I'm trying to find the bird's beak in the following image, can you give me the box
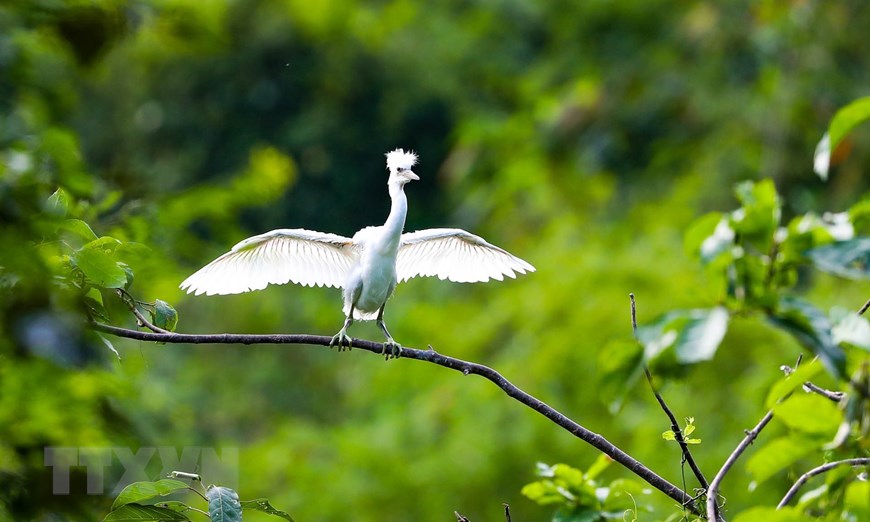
[405,171,420,181]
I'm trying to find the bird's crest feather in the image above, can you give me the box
[386,148,418,171]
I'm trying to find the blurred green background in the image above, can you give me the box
[2,0,869,520]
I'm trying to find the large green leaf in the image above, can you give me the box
[732,506,805,522]
[241,499,297,521]
[206,486,242,522]
[151,300,179,332]
[102,503,190,522]
[767,297,847,380]
[113,479,190,509]
[764,358,823,409]
[746,434,819,487]
[638,307,729,364]
[815,96,870,180]
[59,218,99,243]
[73,245,128,289]
[807,238,870,280]
[773,394,842,435]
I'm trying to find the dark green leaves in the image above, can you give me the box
[807,238,870,280]
[767,297,846,380]
[207,486,242,522]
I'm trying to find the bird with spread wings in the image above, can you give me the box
[180,149,534,358]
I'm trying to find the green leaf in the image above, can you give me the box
[685,438,701,444]
[746,435,819,487]
[662,430,676,441]
[151,300,179,332]
[844,480,870,519]
[815,97,870,180]
[153,502,191,513]
[59,218,99,243]
[240,499,297,521]
[638,307,729,365]
[764,358,824,409]
[730,179,781,248]
[767,297,847,380]
[601,478,652,514]
[72,246,129,289]
[830,306,870,350]
[112,480,190,509]
[683,424,695,436]
[807,238,870,280]
[732,506,806,522]
[774,393,842,435]
[583,454,612,482]
[46,188,71,217]
[521,480,566,506]
[552,507,602,522]
[103,503,190,521]
[684,212,732,263]
[206,486,242,522]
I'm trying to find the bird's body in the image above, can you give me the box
[180,149,534,357]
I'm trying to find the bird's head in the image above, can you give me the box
[386,148,419,184]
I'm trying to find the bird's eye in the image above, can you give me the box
[398,167,406,172]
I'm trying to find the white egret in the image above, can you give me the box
[180,149,534,358]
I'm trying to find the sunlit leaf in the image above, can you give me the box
[206,486,242,522]
[732,506,805,522]
[764,358,824,409]
[807,238,870,280]
[638,307,729,364]
[72,245,128,289]
[746,435,819,487]
[814,96,870,180]
[774,394,842,435]
[59,218,98,243]
[46,188,72,217]
[684,212,731,263]
[662,430,675,441]
[112,480,190,509]
[730,179,781,249]
[767,297,847,379]
[584,455,611,482]
[241,499,297,521]
[830,306,870,351]
[102,503,190,521]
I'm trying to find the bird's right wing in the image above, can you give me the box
[180,229,357,295]
[396,228,535,283]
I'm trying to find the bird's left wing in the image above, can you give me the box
[180,228,357,295]
[396,228,535,283]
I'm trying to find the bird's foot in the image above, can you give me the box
[383,339,403,360]
[329,330,353,352]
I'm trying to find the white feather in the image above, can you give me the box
[179,229,356,295]
[396,228,535,283]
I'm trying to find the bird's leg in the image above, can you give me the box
[330,310,354,351]
[376,305,402,360]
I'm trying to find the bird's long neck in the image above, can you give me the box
[381,180,408,251]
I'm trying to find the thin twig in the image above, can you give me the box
[503,503,511,522]
[777,458,870,509]
[116,289,170,334]
[630,294,709,493]
[91,321,699,514]
[802,381,845,403]
[706,411,774,520]
[858,298,870,316]
[454,511,470,522]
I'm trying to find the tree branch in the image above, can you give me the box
[777,458,870,509]
[802,381,845,403]
[706,411,775,520]
[91,321,698,514]
[858,297,870,316]
[630,294,710,493]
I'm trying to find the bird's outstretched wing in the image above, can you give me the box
[396,228,535,283]
[180,229,357,295]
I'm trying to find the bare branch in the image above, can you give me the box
[630,294,709,492]
[91,321,698,514]
[858,297,870,316]
[777,458,870,509]
[454,511,470,522]
[802,381,845,403]
[503,503,511,522]
[706,411,774,520]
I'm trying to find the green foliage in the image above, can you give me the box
[102,476,294,522]
[662,417,701,445]
[814,96,870,180]
[521,457,652,521]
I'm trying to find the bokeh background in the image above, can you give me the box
[2,0,869,520]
